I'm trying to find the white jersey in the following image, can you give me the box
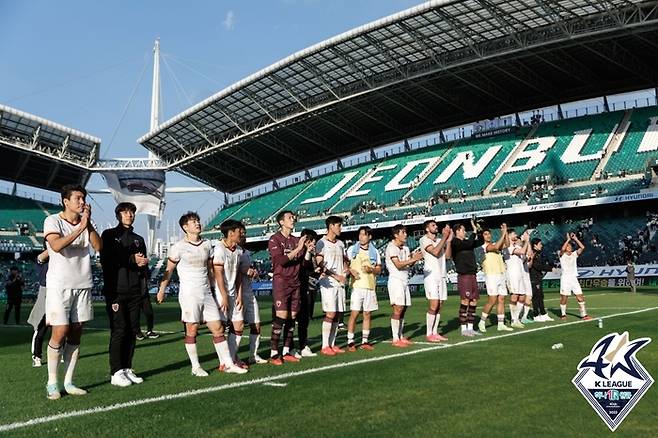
[316,237,346,287]
[385,242,411,283]
[560,252,579,278]
[169,239,213,297]
[43,214,93,289]
[240,249,253,297]
[213,242,243,296]
[419,235,446,278]
[503,243,526,276]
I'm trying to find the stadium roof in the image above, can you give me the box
[0,104,100,190]
[139,0,658,193]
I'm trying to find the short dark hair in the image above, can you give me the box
[531,237,542,248]
[452,223,465,234]
[357,226,372,237]
[325,215,343,228]
[300,228,318,242]
[178,212,200,230]
[391,224,406,237]
[60,184,86,206]
[423,219,437,231]
[276,210,294,226]
[115,202,137,220]
[220,219,243,237]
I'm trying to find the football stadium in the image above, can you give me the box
[2,0,658,436]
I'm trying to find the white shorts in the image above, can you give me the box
[523,274,532,298]
[388,278,411,306]
[560,277,583,295]
[485,273,508,296]
[45,287,93,326]
[217,294,244,322]
[350,288,378,312]
[242,293,260,324]
[506,272,530,296]
[179,291,221,323]
[424,275,448,301]
[321,284,346,313]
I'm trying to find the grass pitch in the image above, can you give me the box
[1,288,657,437]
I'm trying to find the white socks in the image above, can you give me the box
[362,330,370,344]
[560,304,567,316]
[578,301,587,317]
[47,344,62,385]
[426,313,441,336]
[347,331,355,344]
[391,319,400,341]
[522,305,531,320]
[322,320,332,348]
[213,338,234,367]
[62,344,80,386]
[185,342,201,369]
[249,334,260,359]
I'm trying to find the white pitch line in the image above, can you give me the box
[262,382,288,387]
[1,306,656,433]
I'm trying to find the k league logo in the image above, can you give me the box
[572,332,653,431]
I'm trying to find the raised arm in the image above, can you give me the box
[559,232,571,256]
[572,233,585,255]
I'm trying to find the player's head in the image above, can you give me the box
[115,202,137,227]
[423,220,438,235]
[237,223,247,246]
[357,226,372,245]
[9,266,19,275]
[178,212,201,235]
[508,229,518,243]
[300,228,318,244]
[391,224,407,243]
[565,242,573,254]
[481,227,492,243]
[276,210,296,230]
[325,215,343,236]
[220,219,244,244]
[531,237,542,251]
[452,223,466,240]
[60,184,87,214]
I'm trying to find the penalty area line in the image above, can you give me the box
[1,306,656,433]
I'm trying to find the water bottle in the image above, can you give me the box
[551,343,564,350]
[598,318,603,329]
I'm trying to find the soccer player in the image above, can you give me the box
[157,212,246,376]
[346,226,382,351]
[213,219,249,369]
[528,238,554,321]
[28,248,49,367]
[558,233,591,321]
[419,220,452,342]
[267,210,308,365]
[298,228,320,357]
[238,224,267,365]
[503,229,531,329]
[451,219,484,336]
[4,265,24,325]
[43,184,102,400]
[477,224,514,332]
[385,224,422,347]
[519,231,536,324]
[100,202,149,387]
[316,216,348,356]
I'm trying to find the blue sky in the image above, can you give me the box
[0,0,420,239]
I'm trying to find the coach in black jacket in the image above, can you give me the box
[100,202,149,387]
[528,238,554,321]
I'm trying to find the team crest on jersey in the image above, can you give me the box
[276,300,282,308]
[112,303,120,312]
[572,332,653,431]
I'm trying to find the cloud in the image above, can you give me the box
[222,10,235,31]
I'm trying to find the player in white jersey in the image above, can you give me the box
[503,229,531,329]
[315,216,348,356]
[386,224,423,348]
[559,232,591,321]
[238,224,267,365]
[419,220,452,342]
[157,212,246,376]
[213,219,249,369]
[346,226,382,352]
[477,224,514,333]
[43,184,102,400]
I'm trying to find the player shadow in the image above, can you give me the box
[79,333,182,360]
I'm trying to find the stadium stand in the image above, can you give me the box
[204,105,658,237]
